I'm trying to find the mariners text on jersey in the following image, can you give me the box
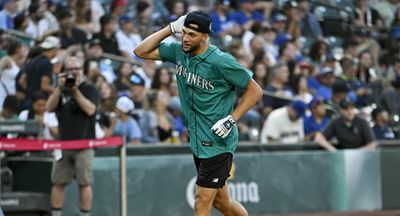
[175,64,215,91]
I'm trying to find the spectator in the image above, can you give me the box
[260,23,278,59]
[314,99,377,151]
[55,10,87,49]
[133,0,163,39]
[315,67,335,100]
[0,0,19,30]
[379,76,400,118]
[341,37,359,67]
[374,0,397,28]
[75,0,101,35]
[210,0,241,38]
[252,61,269,89]
[0,95,19,120]
[278,40,298,70]
[298,0,322,40]
[93,14,121,56]
[357,50,378,84]
[292,74,312,103]
[326,81,351,118]
[283,0,301,38]
[116,14,142,58]
[272,13,290,47]
[18,91,58,139]
[13,12,29,33]
[110,0,128,20]
[354,0,384,30]
[168,95,186,143]
[234,0,264,31]
[113,96,142,144]
[0,40,25,103]
[85,38,116,83]
[260,100,307,144]
[113,62,134,93]
[141,90,174,143]
[262,63,293,116]
[98,79,117,113]
[25,2,49,39]
[83,58,100,84]
[46,57,100,216]
[307,39,329,69]
[371,107,396,140]
[165,0,188,23]
[20,36,60,103]
[151,66,173,93]
[128,74,147,121]
[303,97,329,140]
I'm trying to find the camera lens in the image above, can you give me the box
[65,73,76,88]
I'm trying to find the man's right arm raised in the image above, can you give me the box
[134,15,186,60]
[133,27,172,60]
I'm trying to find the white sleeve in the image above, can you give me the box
[260,112,280,144]
[18,110,29,121]
[44,112,58,128]
[95,122,105,139]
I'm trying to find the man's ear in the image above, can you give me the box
[202,34,209,43]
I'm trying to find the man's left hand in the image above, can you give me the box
[211,115,236,138]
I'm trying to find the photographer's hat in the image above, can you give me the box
[184,11,212,33]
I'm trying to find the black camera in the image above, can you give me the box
[65,72,76,88]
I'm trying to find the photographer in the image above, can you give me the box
[46,57,100,216]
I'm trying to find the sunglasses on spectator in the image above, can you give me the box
[66,67,82,71]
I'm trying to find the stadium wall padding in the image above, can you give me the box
[9,148,399,215]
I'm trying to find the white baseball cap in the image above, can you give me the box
[40,36,61,50]
[116,96,135,114]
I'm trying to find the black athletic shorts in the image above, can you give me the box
[193,152,233,188]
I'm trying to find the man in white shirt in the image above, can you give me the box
[116,14,142,58]
[25,3,50,39]
[260,100,307,144]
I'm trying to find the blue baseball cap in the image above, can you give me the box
[308,97,324,109]
[119,14,133,24]
[291,100,308,118]
[272,13,287,22]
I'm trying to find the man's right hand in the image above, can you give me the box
[169,15,187,34]
[57,73,67,89]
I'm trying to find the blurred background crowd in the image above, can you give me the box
[0,0,400,145]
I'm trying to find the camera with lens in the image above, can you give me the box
[65,72,76,88]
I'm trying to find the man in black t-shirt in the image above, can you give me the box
[22,36,60,100]
[46,57,100,216]
[92,14,122,56]
[314,99,376,151]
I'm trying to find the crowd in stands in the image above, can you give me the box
[0,0,399,147]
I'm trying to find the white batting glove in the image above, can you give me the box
[169,15,186,34]
[211,115,236,138]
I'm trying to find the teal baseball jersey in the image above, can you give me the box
[159,42,252,158]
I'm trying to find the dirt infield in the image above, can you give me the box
[255,210,400,216]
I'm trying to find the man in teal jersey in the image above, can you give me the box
[134,11,262,216]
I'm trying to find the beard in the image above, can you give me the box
[182,43,201,54]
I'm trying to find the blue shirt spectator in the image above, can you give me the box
[113,96,142,144]
[0,0,18,30]
[210,0,238,38]
[304,97,329,137]
[114,118,142,143]
[234,0,264,30]
[304,115,329,136]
